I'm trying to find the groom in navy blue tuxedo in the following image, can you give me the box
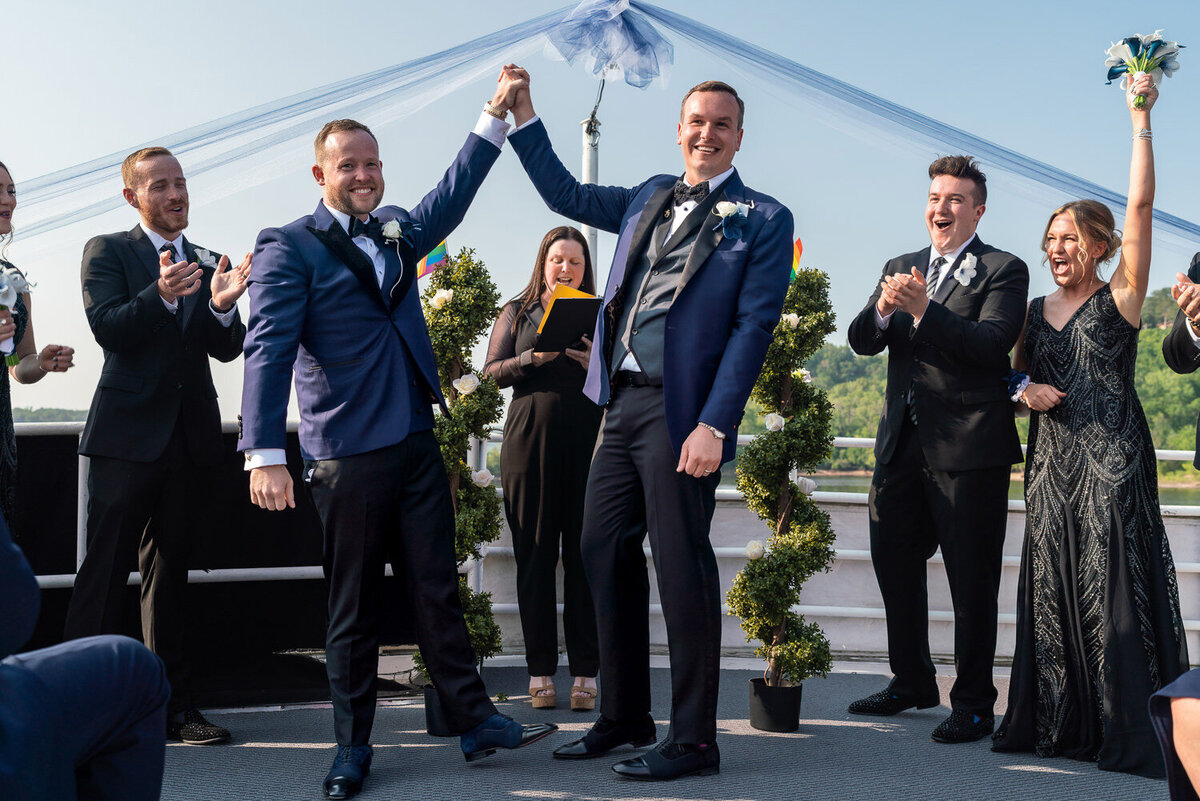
[238,70,554,800]
[504,73,793,780]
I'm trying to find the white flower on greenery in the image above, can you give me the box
[797,476,818,496]
[744,540,765,560]
[764,413,785,432]
[471,468,494,488]
[781,313,800,329]
[381,220,403,241]
[954,253,978,287]
[452,373,479,395]
[432,288,454,309]
[796,368,813,384]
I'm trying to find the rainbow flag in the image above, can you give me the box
[791,237,803,280]
[417,240,449,279]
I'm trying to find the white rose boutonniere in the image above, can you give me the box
[432,288,454,309]
[954,253,978,287]
[451,373,479,395]
[471,468,494,488]
[712,200,752,239]
[780,312,800,329]
[381,220,403,242]
[744,540,766,560]
[797,476,818,496]
[194,248,218,269]
[764,413,785,432]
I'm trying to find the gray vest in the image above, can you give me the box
[610,212,703,381]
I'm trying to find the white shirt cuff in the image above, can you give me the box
[875,308,893,330]
[511,114,540,134]
[160,295,179,313]
[473,112,511,149]
[244,448,287,471]
[209,300,237,327]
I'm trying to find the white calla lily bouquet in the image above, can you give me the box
[1105,30,1184,108]
[0,266,32,365]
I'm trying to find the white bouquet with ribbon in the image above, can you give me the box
[1105,30,1184,109]
[0,266,32,366]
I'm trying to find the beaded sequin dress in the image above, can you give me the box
[993,284,1189,777]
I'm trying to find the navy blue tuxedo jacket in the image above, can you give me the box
[238,133,501,460]
[509,120,793,463]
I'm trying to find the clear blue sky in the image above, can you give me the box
[5,0,1200,417]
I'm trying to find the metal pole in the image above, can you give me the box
[580,78,605,261]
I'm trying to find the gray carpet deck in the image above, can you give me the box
[162,666,1166,800]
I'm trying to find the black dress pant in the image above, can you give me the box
[581,384,721,745]
[306,430,496,746]
[65,420,198,713]
[868,415,1010,715]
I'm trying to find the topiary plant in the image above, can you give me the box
[726,268,837,687]
[414,246,504,674]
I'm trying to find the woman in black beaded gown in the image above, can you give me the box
[0,161,76,539]
[992,75,1188,776]
[483,226,601,711]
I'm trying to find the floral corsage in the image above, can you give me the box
[1006,369,1030,403]
[712,200,752,239]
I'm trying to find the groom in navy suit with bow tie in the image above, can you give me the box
[504,73,793,780]
[239,69,554,800]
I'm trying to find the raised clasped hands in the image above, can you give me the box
[1022,383,1066,412]
[1171,273,1200,323]
[492,64,530,117]
[250,464,295,511]
[211,252,252,312]
[878,268,930,320]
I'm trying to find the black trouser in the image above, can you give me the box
[65,421,197,713]
[868,415,1010,716]
[306,430,496,746]
[581,384,721,745]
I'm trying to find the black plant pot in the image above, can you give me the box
[424,685,456,737]
[748,677,802,732]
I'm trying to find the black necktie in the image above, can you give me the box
[926,256,947,298]
[673,179,709,206]
[348,216,382,240]
[159,243,180,262]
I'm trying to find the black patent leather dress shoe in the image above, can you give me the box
[612,740,719,780]
[460,713,557,762]
[847,687,940,716]
[931,710,994,743]
[167,708,232,745]
[552,714,657,759]
[323,744,372,799]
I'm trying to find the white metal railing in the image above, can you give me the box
[23,423,1200,592]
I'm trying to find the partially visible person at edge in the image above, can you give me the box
[0,160,75,539]
[483,226,600,714]
[993,72,1188,778]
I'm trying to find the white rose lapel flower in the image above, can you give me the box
[193,248,218,269]
[712,200,752,239]
[451,373,479,395]
[953,253,978,287]
[432,288,454,309]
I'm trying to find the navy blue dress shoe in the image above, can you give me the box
[931,710,994,743]
[552,714,657,759]
[612,740,719,780]
[460,713,557,762]
[323,744,372,799]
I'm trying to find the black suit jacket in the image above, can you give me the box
[1162,252,1200,467]
[79,225,245,465]
[847,236,1028,472]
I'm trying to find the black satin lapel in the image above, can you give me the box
[178,239,203,331]
[674,187,729,297]
[308,224,388,311]
[625,184,675,276]
[659,184,725,264]
[128,226,163,286]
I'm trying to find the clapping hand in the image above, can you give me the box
[881,268,931,319]
[1022,383,1066,412]
[211,253,252,312]
[157,249,203,303]
[1171,273,1200,323]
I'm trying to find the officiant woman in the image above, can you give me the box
[484,226,600,711]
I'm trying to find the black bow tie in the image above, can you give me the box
[347,216,382,240]
[673,179,709,206]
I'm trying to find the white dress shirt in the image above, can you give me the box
[876,233,977,330]
[245,111,512,471]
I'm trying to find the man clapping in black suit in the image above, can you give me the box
[64,146,250,745]
[847,156,1028,744]
[1163,254,1200,460]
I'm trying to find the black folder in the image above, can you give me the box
[533,295,603,352]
